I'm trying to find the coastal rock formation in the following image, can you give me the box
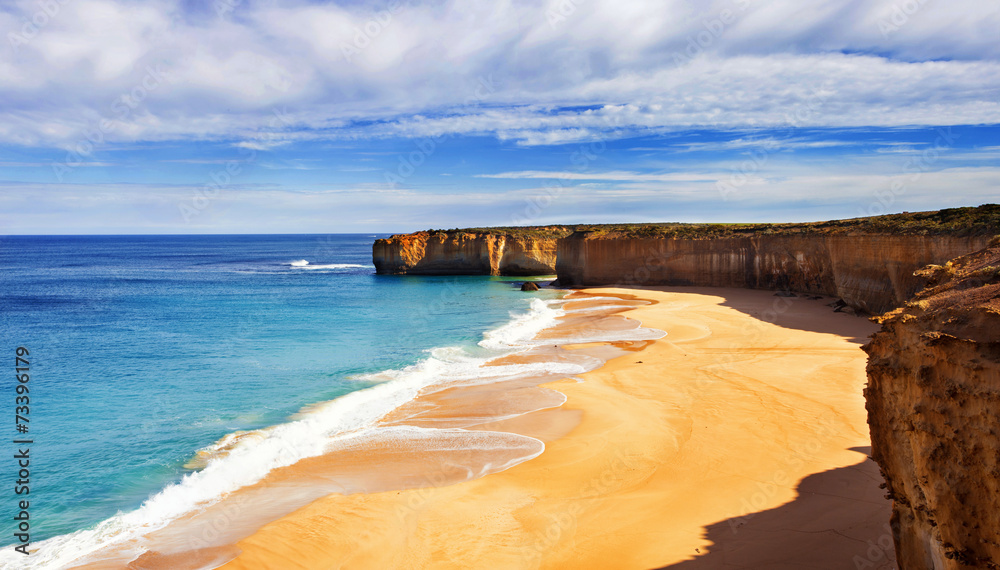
[556,233,989,315]
[373,230,565,276]
[373,207,999,314]
[864,239,1000,569]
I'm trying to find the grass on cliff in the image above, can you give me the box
[410,204,1000,240]
[402,225,577,240]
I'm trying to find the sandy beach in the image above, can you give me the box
[217,286,894,570]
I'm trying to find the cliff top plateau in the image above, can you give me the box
[889,236,1000,324]
[387,204,999,241]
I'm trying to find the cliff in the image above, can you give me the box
[372,227,570,276]
[556,233,990,315]
[864,239,1000,569]
[373,206,1000,567]
[373,206,999,314]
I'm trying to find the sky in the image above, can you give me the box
[0,0,998,234]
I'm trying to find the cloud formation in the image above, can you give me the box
[2,0,998,148]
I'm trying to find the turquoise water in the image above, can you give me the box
[0,235,561,549]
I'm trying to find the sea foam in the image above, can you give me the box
[2,292,665,569]
[286,259,369,270]
[0,296,579,569]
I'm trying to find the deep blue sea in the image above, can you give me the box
[0,234,561,553]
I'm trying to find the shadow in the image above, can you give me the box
[630,285,878,344]
[655,448,896,570]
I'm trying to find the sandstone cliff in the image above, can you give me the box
[372,229,567,276]
[556,233,989,315]
[864,239,1000,569]
[373,206,998,314]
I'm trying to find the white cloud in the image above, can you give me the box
[3,158,998,233]
[0,161,114,167]
[477,170,718,182]
[233,140,292,151]
[0,0,997,149]
[649,137,858,153]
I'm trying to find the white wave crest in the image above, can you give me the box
[0,295,578,569]
[285,260,369,270]
[478,298,564,351]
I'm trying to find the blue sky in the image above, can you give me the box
[1,0,998,234]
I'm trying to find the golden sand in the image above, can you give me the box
[219,287,894,569]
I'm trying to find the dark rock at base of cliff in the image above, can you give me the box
[521,282,540,291]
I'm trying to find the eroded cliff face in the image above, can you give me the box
[373,231,559,276]
[864,240,1000,569]
[374,219,992,314]
[556,233,990,315]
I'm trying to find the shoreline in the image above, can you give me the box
[61,288,659,569]
[220,286,895,569]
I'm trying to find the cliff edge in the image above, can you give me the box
[556,232,989,315]
[864,238,1000,569]
[375,206,998,314]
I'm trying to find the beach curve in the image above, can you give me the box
[218,286,894,569]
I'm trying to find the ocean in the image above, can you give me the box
[0,234,593,567]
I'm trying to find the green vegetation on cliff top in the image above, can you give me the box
[402,204,1000,240]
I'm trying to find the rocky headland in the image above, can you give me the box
[372,226,571,276]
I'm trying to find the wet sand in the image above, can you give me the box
[69,291,660,569]
[219,287,894,569]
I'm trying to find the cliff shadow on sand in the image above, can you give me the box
[712,289,877,346]
[656,448,896,570]
[618,285,877,345]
